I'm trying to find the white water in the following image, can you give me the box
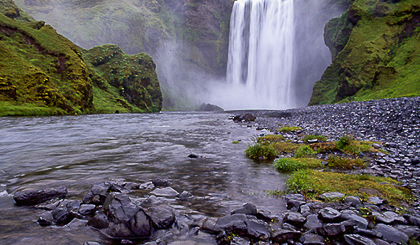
[226,0,295,109]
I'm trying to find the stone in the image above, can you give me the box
[79,204,96,215]
[300,233,325,245]
[304,214,322,231]
[88,212,109,229]
[395,225,420,240]
[129,209,152,237]
[37,216,52,226]
[13,187,68,206]
[214,214,247,234]
[404,214,420,227]
[283,212,306,227]
[178,191,193,201]
[245,219,270,241]
[341,211,368,229]
[52,207,74,225]
[374,223,408,244]
[231,203,257,216]
[318,207,342,222]
[201,217,219,234]
[151,179,172,187]
[368,196,387,205]
[271,229,301,243]
[319,192,344,200]
[373,211,407,225]
[140,182,154,190]
[147,205,175,229]
[150,187,179,197]
[83,183,110,205]
[354,227,383,238]
[344,196,362,207]
[124,182,140,190]
[318,223,346,237]
[344,234,376,245]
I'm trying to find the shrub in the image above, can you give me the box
[336,134,353,150]
[274,158,322,171]
[245,143,277,161]
[327,155,367,169]
[295,145,316,158]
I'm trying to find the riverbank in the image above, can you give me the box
[230,96,420,201]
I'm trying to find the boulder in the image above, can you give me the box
[344,234,376,245]
[319,192,344,200]
[283,211,306,227]
[231,203,257,216]
[83,183,110,205]
[13,187,68,206]
[151,179,172,187]
[271,229,301,243]
[214,214,247,234]
[245,219,270,241]
[318,207,342,222]
[300,233,325,245]
[304,214,322,231]
[150,187,179,197]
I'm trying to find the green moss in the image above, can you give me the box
[295,145,316,158]
[303,135,327,143]
[274,158,323,171]
[257,134,285,144]
[287,169,413,206]
[279,126,302,133]
[327,155,367,169]
[245,143,277,161]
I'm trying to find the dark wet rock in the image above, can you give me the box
[140,181,154,190]
[79,204,96,216]
[151,179,172,187]
[37,216,52,226]
[354,227,383,238]
[374,223,409,244]
[304,214,322,231]
[52,207,74,225]
[285,193,306,211]
[395,225,420,240]
[150,187,179,197]
[318,207,342,222]
[35,198,62,210]
[341,210,368,229]
[318,222,346,237]
[83,183,110,205]
[233,113,256,122]
[214,214,247,234]
[283,211,306,227]
[271,229,301,243]
[374,211,407,225]
[201,217,219,234]
[245,219,270,241]
[188,153,199,158]
[123,182,140,190]
[344,234,376,245]
[256,208,277,222]
[13,187,68,206]
[300,233,325,245]
[344,196,362,207]
[178,190,193,201]
[230,236,251,245]
[319,192,344,200]
[147,205,175,229]
[66,200,81,213]
[231,203,257,216]
[404,214,420,227]
[88,212,110,229]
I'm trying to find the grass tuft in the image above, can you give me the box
[279,126,302,132]
[274,158,323,171]
[245,143,277,161]
[303,135,327,143]
[295,145,316,158]
[327,155,367,169]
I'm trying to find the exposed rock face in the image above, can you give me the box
[310,0,420,105]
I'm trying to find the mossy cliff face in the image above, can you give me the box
[83,45,162,113]
[310,0,420,105]
[0,0,162,116]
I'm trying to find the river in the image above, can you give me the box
[0,112,287,244]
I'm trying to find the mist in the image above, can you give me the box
[13,0,345,111]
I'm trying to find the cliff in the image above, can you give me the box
[0,0,162,116]
[310,0,420,105]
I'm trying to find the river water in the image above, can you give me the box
[0,112,288,244]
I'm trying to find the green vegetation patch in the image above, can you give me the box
[327,155,367,169]
[336,135,385,155]
[279,126,302,132]
[274,158,323,171]
[295,145,316,158]
[286,169,413,206]
[257,134,285,144]
[245,143,277,161]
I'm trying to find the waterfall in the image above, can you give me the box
[226,0,295,109]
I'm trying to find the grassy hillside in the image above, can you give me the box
[0,0,162,116]
[309,0,420,105]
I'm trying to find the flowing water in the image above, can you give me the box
[0,112,287,244]
[226,0,295,109]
